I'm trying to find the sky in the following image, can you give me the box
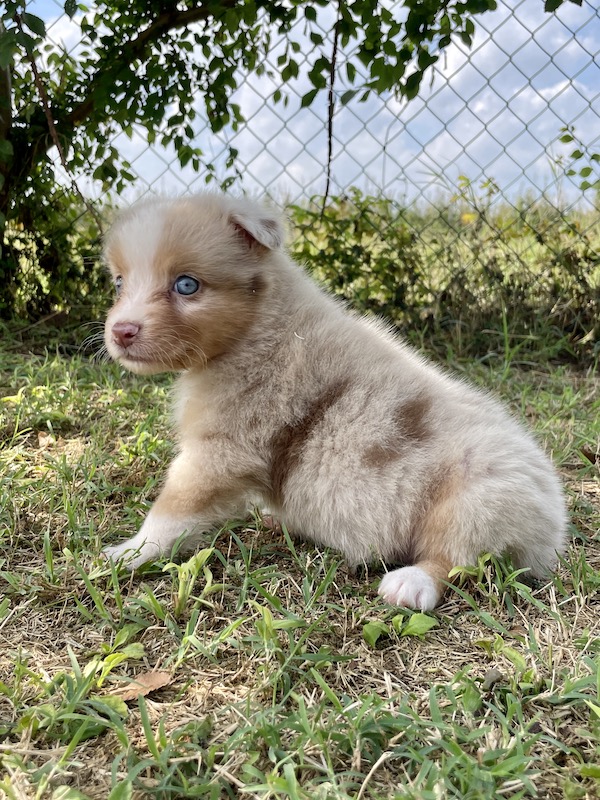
[26,0,600,209]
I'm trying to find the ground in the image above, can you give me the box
[0,330,598,799]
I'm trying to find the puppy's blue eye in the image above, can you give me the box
[174,276,200,296]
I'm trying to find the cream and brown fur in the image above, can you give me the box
[102,192,568,610]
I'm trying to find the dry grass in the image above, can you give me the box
[0,332,598,800]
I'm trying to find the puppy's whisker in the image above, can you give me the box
[79,330,109,359]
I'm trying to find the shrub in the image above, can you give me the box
[288,188,599,364]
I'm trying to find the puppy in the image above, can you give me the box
[102,192,568,610]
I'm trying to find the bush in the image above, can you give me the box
[0,185,108,322]
[288,188,600,364]
[3,185,598,365]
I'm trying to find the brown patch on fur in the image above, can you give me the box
[394,394,432,442]
[406,469,462,603]
[153,484,221,517]
[153,464,263,519]
[270,379,350,504]
[162,286,263,367]
[362,394,432,468]
[198,286,264,361]
[149,206,250,292]
[415,556,453,583]
[363,443,402,469]
[152,243,205,287]
[412,466,464,566]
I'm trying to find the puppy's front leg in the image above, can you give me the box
[102,451,243,570]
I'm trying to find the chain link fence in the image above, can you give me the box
[18,1,600,357]
[85,1,597,203]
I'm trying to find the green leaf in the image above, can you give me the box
[544,0,564,10]
[0,597,9,618]
[120,643,145,660]
[112,624,145,651]
[477,610,508,633]
[282,763,302,800]
[21,13,46,38]
[309,668,343,711]
[580,764,600,778]
[89,694,129,718]
[301,89,318,108]
[340,89,360,105]
[399,613,438,637]
[138,695,160,760]
[308,62,327,90]
[501,645,527,673]
[64,0,77,18]
[51,789,93,800]
[585,700,600,718]
[0,30,18,69]
[107,782,133,800]
[281,59,299,82]
[404,71,422,100]
[461,682,482,714]
[362,620,389,647]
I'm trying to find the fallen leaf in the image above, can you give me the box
[108,670,172,701]
[38,431,54,448]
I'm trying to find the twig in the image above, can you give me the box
[0,743,67,759]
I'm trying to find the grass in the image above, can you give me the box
[0,328,599,800]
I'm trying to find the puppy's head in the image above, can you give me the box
[103,193,284,374]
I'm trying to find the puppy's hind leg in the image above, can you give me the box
[378,557,452,611]
[379,468,464,610]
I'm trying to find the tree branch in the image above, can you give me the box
[67,0,238,127]
[322,0,341,213]
[0,20,13,219]
[0,19,11,149]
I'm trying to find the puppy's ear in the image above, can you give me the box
[229,201,284,251]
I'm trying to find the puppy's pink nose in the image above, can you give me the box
[112,322,141,348]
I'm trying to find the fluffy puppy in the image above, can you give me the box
[102,192,568,610]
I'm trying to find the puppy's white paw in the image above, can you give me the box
[102,538,160,570]
[378,566,440,611]
[102,513,203,570]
